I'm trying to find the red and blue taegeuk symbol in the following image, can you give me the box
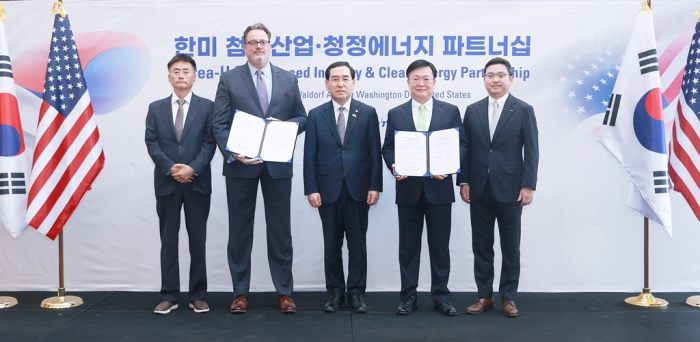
[633,88,667,154]
[0,93,25,157]
[13,31,151,115]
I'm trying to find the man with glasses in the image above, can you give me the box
[458,57,539,318]
[381,59,466,316]
[304,61,382,314]
[212,22,307,314]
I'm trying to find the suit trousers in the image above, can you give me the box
[225,163,294,297]
[470,178,522,300]
[318,181,369,294]
[397,188,452,305]
[156,182,209,303]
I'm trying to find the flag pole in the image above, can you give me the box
[624,217,667,307]
[40,231,83,309]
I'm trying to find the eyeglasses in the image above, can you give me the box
[246,40,270,47]
[409,77,434,84]
[485,73,510,80]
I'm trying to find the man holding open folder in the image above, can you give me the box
[381,59,466,317]
[211,22,307,314]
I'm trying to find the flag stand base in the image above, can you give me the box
[625,288,668,308]
[0,296,18,309]
[685,295,700,308]
[40,288,82,309]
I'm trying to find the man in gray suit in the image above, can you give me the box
[458,57,539,318]
[212,23,307,314]
[145,54,216,314]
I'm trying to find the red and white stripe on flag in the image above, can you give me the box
[669,20,700,221]
[25,13,104,240]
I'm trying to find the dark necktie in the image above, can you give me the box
[256,69,269,115]
[337,107,346,145]
[174,99,185,141]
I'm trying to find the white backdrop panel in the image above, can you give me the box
[1,0,699,292]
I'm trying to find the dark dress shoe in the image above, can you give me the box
[347,293,367,314]
[323,292,344,313]
[502,300,519,318]
[465,298,493,315]
[230,295,247,314]
[279,295,297,313]
[434,302,457,316]
[396,295,417,315]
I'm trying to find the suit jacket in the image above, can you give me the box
[382,98,466,206]
[211,63,307,179]
[303,99,382,203]
[145,93,216,196]
[456,94,539,203]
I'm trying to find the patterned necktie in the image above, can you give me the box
[174,99,185,141]
[416,104,427,131]
[337,106,346,145]
[256,69,269,116]
[490,101,500,139]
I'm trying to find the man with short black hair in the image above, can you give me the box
[146,54,215,314]
[459,57,539,318]
[382,59,466,317]
[304,61,382,314]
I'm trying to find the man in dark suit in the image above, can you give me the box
[458,57,539,318]
[211,23,307,314]
[382,59,466,317]
[145,54,216,314]
[303,61,382,314]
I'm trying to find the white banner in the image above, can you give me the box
[1,0,699,293]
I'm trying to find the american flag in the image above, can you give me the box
[669,21,700,222]
[25,13,104,240]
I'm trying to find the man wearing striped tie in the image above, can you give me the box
[304,61,383,314]
[381,59,466,317]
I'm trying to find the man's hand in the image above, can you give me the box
[266,117,281,122]
[307,193,322,208]
[432,174,447,181]
[518,187,534,206]
[460,184,470,204]
[391,164,408,181]
[233,153,263,165]
[367,191,379,206]
[171,164,195,183]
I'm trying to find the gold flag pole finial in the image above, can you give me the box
[640,0,651,14]
[0,6,6,22]
[695,9,700,22]
[52,1,67,18]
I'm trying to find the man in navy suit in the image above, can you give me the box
[458,57,539,318]
[145,54,216,314]
[211,23,307,314]
[382,59,466,317]
[304,61,382,314]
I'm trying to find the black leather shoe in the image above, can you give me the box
[396,295,417,315]
[323,292,344,313]
[434,302,457,316]
[347,293,367,314]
